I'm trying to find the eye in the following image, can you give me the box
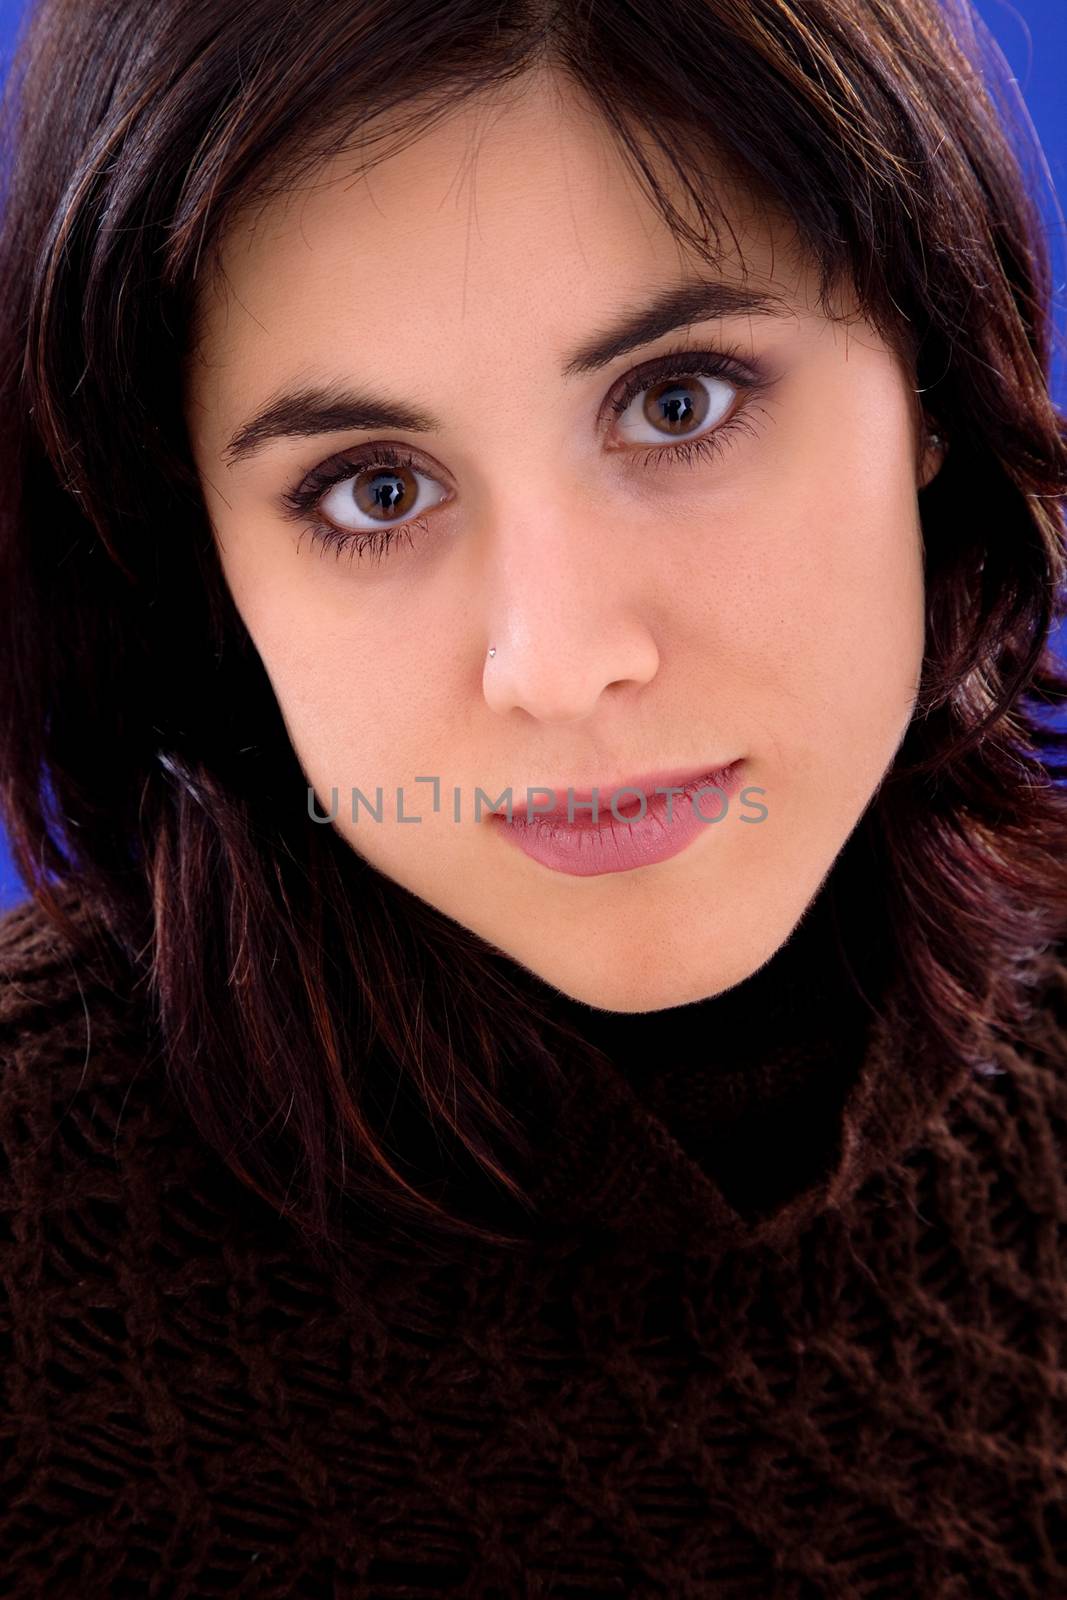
[604,344,775,469]
[280,442,446,563]
[610,364,737,447]
[319,449,443,533]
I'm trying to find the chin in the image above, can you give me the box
[524,943,760,1015]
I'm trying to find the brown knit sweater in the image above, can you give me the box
[2,886,1066,1598]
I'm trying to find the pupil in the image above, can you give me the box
[660,387,694,426]
[372,472,407,513]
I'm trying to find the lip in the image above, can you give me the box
[488,763,740,821]
[487,759,745,878]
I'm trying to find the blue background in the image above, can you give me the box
[0,0,1065,909]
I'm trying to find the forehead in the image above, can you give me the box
[184,72,834,429]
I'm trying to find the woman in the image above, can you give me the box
[1,0,1066,1592]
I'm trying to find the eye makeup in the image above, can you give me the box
[278,341,778,565]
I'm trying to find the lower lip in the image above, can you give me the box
[487,761,745,878]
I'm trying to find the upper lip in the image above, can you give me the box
[488,761,739,818]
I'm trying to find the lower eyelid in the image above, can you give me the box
[629,401,766,471]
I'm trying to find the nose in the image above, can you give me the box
[480,509,661,723]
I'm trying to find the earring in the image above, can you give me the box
[488,646,497,658]
[923,414,947,452]
[920,429,947,491]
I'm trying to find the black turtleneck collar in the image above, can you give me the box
[514,877,910,1233]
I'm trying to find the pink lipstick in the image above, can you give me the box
[486,760,745,877]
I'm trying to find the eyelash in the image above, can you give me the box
[280,343,774,565]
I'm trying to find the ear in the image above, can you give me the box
[917,426,948,490]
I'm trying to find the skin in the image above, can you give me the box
[184,68,944,1014]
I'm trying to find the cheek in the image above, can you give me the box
[766,372,922,661]
[225,569,460,797]
[207,527,386,778]
[671,401,925,773]
[260,628,426,788]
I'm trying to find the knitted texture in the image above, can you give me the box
[1,887,1066,1598]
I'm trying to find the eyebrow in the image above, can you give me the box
[222,277,792,466]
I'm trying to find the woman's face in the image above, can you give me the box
[185,70,940,1013]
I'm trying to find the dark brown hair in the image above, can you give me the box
[2,0,1066,1265]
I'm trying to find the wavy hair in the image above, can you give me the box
[1,0,1066,1264]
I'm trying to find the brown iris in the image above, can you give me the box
[352,463,419,522]
[641,376,713,435]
